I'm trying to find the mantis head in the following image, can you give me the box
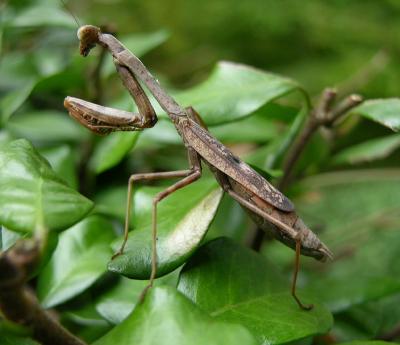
[77,25,101,56]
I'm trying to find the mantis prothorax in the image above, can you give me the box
[64,25,333,310]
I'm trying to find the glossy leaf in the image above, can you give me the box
[332,293,400,340]
[89,132,139,174]
[292,170,400,312]
[354,99,400,132]
[204,194,248,242]
[94,186,128,224]
[7,111,87,143]
[95,278,148,325]
[63,296,109,326]
[59,291,113,342]
[93,286,258,345]
[108,179,223,278]
[40,145,78,189]
[0,139,93,233]
[0,80,35,124]
[0,321,38,345]
[95,270,179,324]
[178,238,333,344]
[209,111,280,143]
[37,216,115,308]
[331,134,400,165]
[135,118,183,147]
[245,106,307,170]
[0,52,37,90]
[166,61,307,125]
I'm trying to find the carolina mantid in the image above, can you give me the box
[64,25,333,310]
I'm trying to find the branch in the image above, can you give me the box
[0,239,87,345]
[278,89,363,190]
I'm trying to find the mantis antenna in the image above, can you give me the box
[59,0,81,28]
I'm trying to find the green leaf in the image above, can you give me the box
[204,194,248,242]
[94,186,128,223]
[59,292,112,342]
[173,61,307,125]
[11,5,77,28]
[122,30,170,57]
[37,216,115,308]
[135,118,182,147]
[0,52,37,90]
[7,111,88,143]
[0,80,36,124]
[178,238,333,344]
[95,271,179,324]
[292,170,400,312]
[95,277,148,325]
[93,286,258,345]
[0,322,39,345]
[89,132,139,174]
[331,134,400,165]
[332,293,400,340]
[108,179,223,278]
[245,106,308,170]
[209,111,280,143]
[0,139,93,234]
[62,294,110,327]
[266,105,309,169]
[354,99,400,132]
[40,145,78,189]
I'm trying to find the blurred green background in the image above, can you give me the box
[72,0,400,97]
[1,1,400,344]
[5,0,400,94]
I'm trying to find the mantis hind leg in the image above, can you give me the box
[292,236,313,310]
[219,176,313,311]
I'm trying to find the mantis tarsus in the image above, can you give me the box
[65,25,333,310]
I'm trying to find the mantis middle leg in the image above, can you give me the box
[113,148,202,297]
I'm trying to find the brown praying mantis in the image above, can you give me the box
[64,25,333,310]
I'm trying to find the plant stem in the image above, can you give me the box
[279,89,362,189]
[0,240,87,345]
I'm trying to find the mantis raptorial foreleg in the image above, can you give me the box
[64,62,157,135]
[114,63,157,128]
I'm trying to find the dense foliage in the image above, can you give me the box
[0,1,400,344]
